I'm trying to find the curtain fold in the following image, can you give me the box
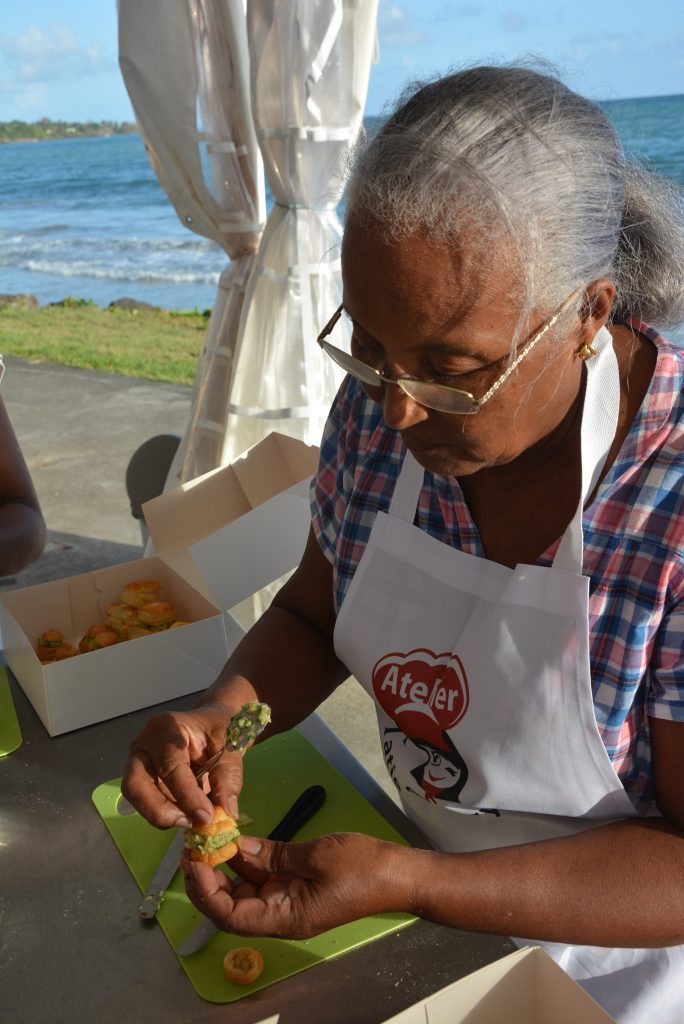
[221,0,378,463]
[118,0,379,624]
[118,0,265,481]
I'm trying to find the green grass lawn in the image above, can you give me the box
[0,302,208,386]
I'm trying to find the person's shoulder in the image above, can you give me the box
[626,320,684,382]
[625,320,684,433]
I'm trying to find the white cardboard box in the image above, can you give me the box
[0,556,231,736]
[0,431,318,736]
[381,946,616,1023]
[142,431,319,610]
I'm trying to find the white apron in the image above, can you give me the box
[333,326,684,1024]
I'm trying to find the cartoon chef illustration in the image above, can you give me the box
[373,648,472,804]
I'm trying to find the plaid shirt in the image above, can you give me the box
[311,323,684,813]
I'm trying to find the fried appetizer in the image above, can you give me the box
[169,620,190,629]
[79,624,119,653]
[223,947,264,985]
[136,601,176,631]
[226,701,272,752]
[52,642,79,661]
[120,580,162,609]
[105,602,138,637]
[184,805,240,866]
[36,629,65,663]
[127,624,153,639]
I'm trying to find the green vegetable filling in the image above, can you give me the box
[184,826,240,854]
[225,701,271,750]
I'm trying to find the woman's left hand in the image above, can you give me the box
[181,832,412,939]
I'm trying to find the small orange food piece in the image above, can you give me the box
[53,643,79,661]
[79,624,119,653]
[38,629,64,647]
[36,629,65,661]
[137,601,176,630]
[120,580,162,609]
[223,947,264,985]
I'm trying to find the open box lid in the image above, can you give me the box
[382,947,616,1024]
[142,431,319,610]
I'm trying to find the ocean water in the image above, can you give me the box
[1,95,683,337]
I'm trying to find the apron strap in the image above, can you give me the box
[388,449,425,522]
[553,325,620,572]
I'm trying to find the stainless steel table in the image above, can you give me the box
[0,670,514,1024]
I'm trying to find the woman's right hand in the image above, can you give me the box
[121,703,243,828]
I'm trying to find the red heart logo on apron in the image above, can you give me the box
[372,648,469,748]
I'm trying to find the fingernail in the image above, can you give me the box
[228,795,239,817]
[194,808,213,825]
[175,815,192,829]
[237,835,262,855]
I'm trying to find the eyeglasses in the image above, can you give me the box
[317,286,584,415]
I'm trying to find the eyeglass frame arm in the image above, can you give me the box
[317,285,585,412]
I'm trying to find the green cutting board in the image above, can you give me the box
[0,667,22,756]
[92,729,415,1003]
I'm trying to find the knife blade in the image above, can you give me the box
[176,783,326,956]
[139,829,186,919]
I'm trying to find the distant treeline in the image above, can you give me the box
[0,118,138,143]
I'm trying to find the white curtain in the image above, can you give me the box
[119,0,378,475]
[118,0,266,482]
[221,0,378,463]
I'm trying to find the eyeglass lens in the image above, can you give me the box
[321,341,477,414]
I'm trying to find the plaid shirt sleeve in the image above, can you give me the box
[647,581,684,722]
[310,376,359,566]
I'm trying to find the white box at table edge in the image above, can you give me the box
[380,946,616,1024]
[141,431,319,609]
[0,555,232,736]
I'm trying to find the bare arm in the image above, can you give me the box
[187,716,684,947]
[0,397,46,575]
[122,527,348,826]
[196,526,349,730]
[394,717,684,947]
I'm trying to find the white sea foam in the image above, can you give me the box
[21,259,222,285]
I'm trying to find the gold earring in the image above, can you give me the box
[578,341,597,361]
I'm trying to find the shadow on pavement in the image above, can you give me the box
[0,530,143,592]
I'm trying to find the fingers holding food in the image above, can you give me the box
[184,804,241,866]
[122,709,232,827]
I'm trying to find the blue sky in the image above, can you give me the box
[0,1,682,122]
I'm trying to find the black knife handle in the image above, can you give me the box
[266,785,326,842]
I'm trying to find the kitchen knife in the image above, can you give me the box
[176,783,326,956]
[139,829,186,919]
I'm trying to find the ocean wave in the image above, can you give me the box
[0,224,71,238]
[0,232,221,254]
[21,258,222,286]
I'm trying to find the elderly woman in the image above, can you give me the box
[123,66,684,1021]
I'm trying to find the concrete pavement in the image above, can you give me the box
[0,356,391,796]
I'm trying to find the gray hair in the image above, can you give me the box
[344,64,684,330]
